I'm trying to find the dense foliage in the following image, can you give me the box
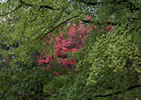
[0,0,141,99]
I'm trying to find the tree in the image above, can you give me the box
[0,0,141,99]
[0,0,83,66]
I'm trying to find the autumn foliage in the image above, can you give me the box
[36,14,115,76]
[37,21,96,76]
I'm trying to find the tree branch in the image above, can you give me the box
[79,0,139,13]
[0,4,22,17]
[31,15,79,42]
[79,0,102,6]
[112,0,140,13]
[19,0,55,10]
[94,84,141,98]
[42,15,79,37]
[0,0,55,17]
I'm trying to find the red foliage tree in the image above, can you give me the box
[37,16,114,76]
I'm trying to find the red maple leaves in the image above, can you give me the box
[37,16,114,76]
[105,25,114,32]
[37,21,94,76]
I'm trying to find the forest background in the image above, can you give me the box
[0,0,141,99]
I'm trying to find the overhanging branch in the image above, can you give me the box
[94,84,141,98]
[79,0,139,13]
[0,0,55,17]
[79,0,102,6]
[42,15,79,37]
[31,15,79,42]
[0,4,22,17]
[19,0,55,10]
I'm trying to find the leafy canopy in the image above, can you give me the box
[0,0,141,100]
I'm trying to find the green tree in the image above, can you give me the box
[0,0,83,66]
[0,0,141,99]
